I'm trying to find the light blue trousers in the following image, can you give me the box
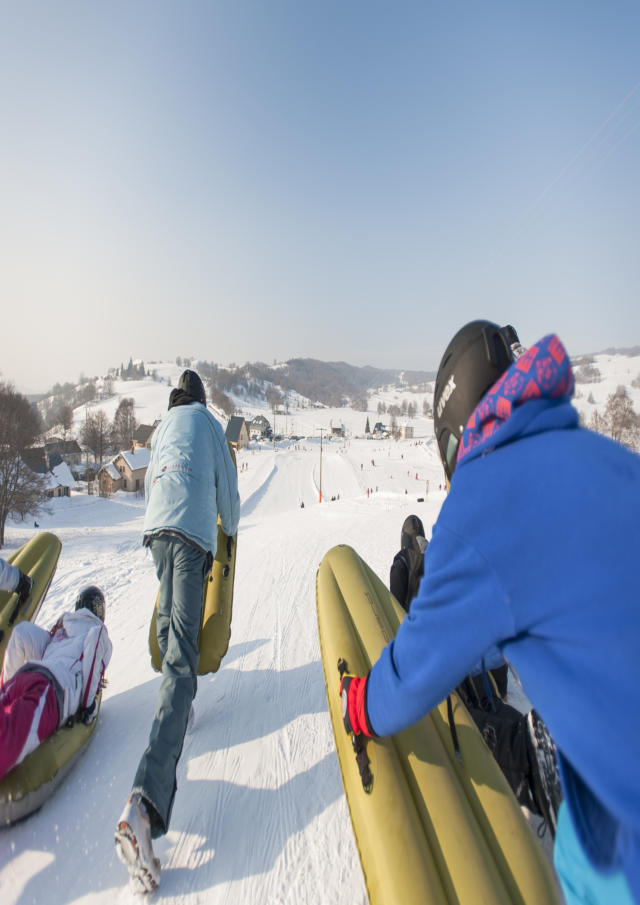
[133,535,207,837]
[554,802,635,905]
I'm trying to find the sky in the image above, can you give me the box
[1,1,639,394]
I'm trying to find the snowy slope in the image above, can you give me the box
[4,350,637,904]
[0,438,448,905]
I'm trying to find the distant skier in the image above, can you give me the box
[0,585,111,780]
[115,369,240,894]
[340,321,640,905]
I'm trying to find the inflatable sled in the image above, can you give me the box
[0,695,102,825]
[0,531,104,826]
[316,544,561,905]
[0,532,62,669]
[148,445,238,675]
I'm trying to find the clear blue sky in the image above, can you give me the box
[2,1,639,392]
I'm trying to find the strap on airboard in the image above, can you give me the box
[337,658,373,793]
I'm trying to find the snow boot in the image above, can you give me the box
[526,709,562,838]
[115,792,161,893]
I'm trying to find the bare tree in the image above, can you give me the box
[602,388,639,450]
[112,398,137,451]
[0,383,48,547]
[81,409,111,466]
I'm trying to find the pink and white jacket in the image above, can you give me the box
[1,609,112,723]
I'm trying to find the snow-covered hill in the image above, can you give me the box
[45,348,640,464]
[2,348,638,904]
[1,438,448,905]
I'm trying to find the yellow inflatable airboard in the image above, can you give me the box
[0,695,102,825]
[148,446,238,676]
[0,532,62,667]
[0,530,99,825]
[316,544,561,905]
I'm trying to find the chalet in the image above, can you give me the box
[113,447,151,493]
[225,416,250,450]
[98,447,151,495]
[330,421,345,438]
[98,461,123,496]
[399,425,414,440]
[372,422,388,438]
[45,438,83,467]
[22,447,75,498]
[44,462,76,497]
[249,414,271,439]
[133,422,158,449]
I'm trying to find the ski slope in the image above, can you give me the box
[1,437,457,905]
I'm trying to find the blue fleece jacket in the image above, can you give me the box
[367,335,640,899]
[143,402,240,555]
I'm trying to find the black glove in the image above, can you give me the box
[15,571,33,604]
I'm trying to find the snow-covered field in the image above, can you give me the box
[5,346,639,904]
[1,435,451,905]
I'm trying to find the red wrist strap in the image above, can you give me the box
[347,676,372,738]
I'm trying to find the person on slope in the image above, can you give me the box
[115,369,240,894]
[0,556,33,604]
[391,513,561,834]
[340,321,640,905]
[0,585,111,780]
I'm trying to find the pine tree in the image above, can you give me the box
[365,417,370,434]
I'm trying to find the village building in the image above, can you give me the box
[399,425,414,440]
[133,422,158,449]
[249,414,271,439]
[98,461,123,496]
[45,438,83,468]
[22,447,76,498]
[98,447,151,495]
[225,416,250,450]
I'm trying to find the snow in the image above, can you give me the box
[118,448,152,471]
[2,353,637,903]
[0,433,450,905]
[50,463,75,491]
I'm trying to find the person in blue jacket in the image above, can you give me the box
[340,321,640,905]
[115,369,240,894]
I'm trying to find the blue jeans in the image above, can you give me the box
[554,802,635,905]
[133,535,207,837]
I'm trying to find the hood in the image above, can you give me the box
[456,334,576,469]
[169,369,206,410]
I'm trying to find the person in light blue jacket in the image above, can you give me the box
[115,369,239,894]
[340,322,640,905]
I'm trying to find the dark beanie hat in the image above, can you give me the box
[178,369,206,405]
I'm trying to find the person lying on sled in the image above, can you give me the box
[0,585,112,781]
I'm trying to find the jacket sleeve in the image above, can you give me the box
[80,624,113,709]
[0,557,20,593]
[1,622,50,683]
[213,422,240,537]
[366,524,516,738]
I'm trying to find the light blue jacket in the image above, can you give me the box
[143,402,240,555]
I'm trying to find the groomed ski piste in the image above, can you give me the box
[1,434,454,905]
[5,347,639,905]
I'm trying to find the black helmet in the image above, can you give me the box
[75,585,106,622]
[434,320,522,480]
[178,369,206,405]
